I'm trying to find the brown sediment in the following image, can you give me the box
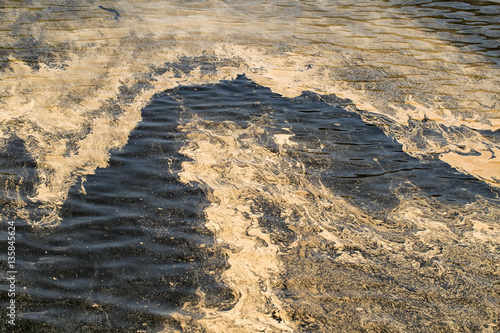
[440,148,500,187]
[178,119,295,332]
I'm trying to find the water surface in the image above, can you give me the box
[1,1,499,332]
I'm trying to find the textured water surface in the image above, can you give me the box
[1,1,500,332]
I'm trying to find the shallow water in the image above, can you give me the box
[1,1,499,332]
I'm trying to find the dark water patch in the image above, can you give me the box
[0,135,39,223]
[0,135,42,224]
[169,74,499,212]
[0,136,38,204]
[0,90,235,332]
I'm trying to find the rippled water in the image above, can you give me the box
[1,1,499,332]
